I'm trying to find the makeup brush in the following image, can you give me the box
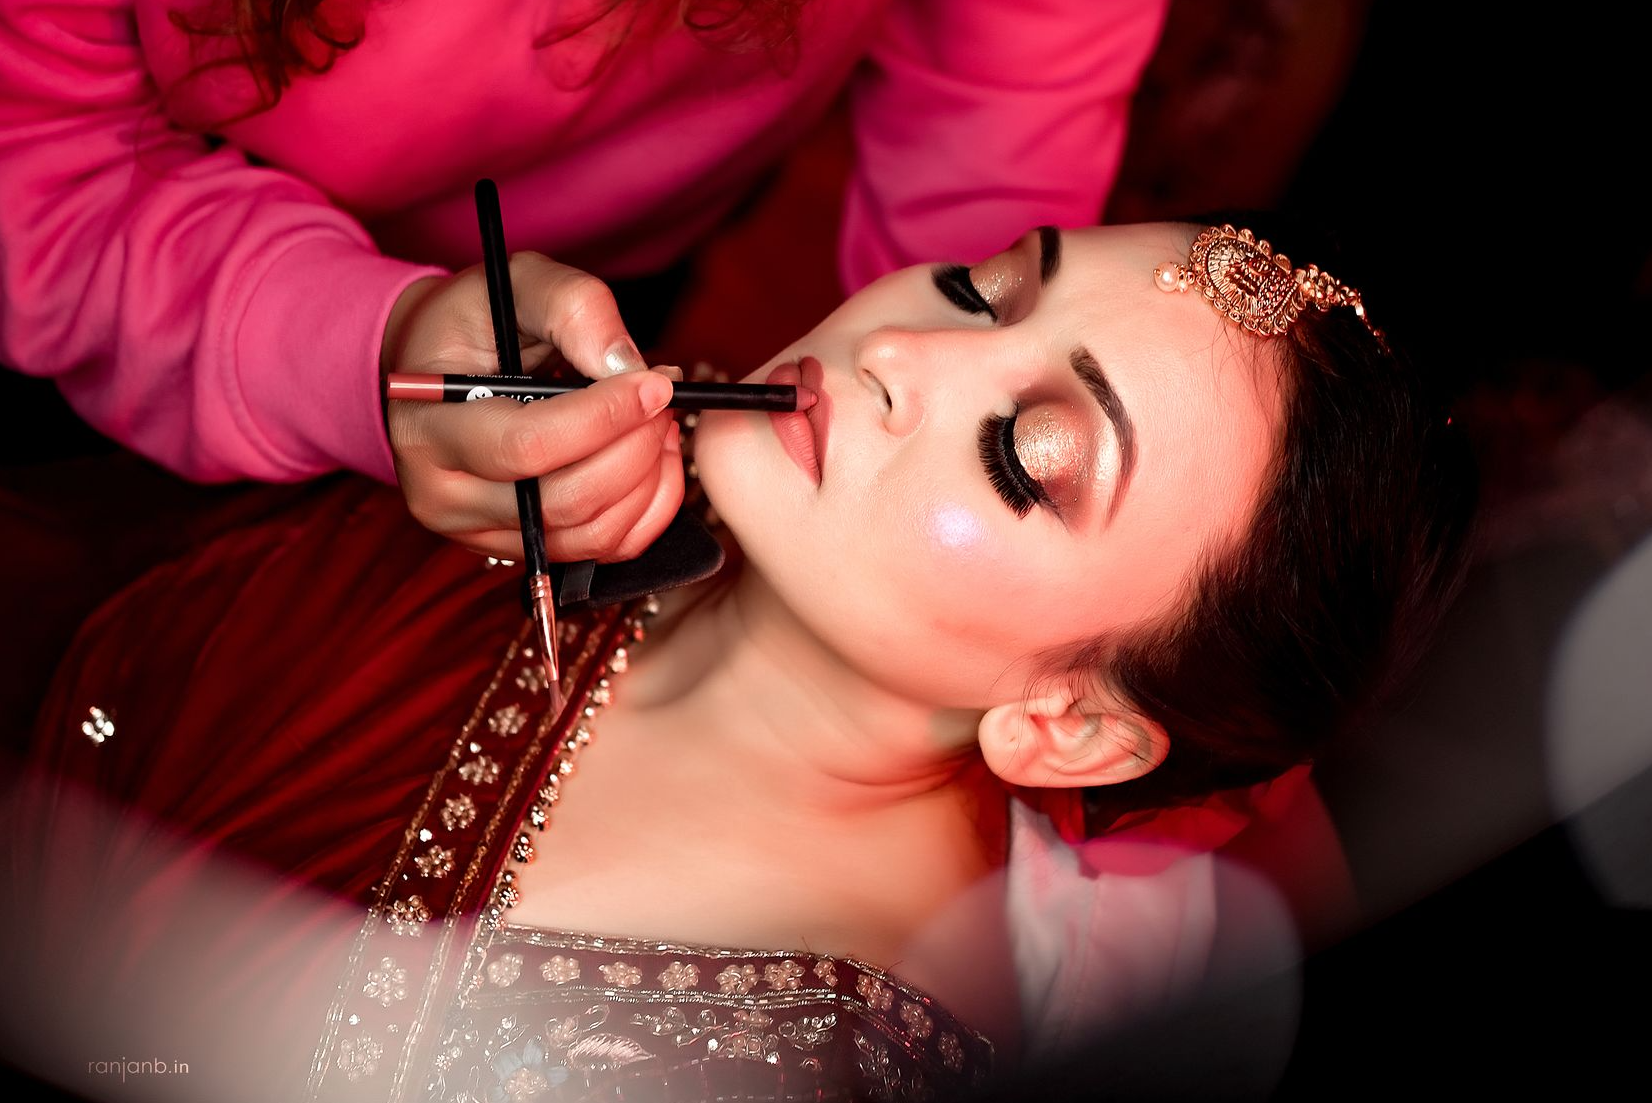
[474,178,565,706]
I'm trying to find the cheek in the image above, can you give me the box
[875,487,1031,635]
[920,498,990,554]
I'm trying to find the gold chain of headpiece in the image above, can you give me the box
[1154,224,1386,348]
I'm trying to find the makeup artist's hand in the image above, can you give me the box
[382,252,684,562]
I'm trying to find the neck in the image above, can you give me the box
[615,565,1001,826]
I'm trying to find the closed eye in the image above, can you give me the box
[978,409,1048,517]
[932,264,996,321]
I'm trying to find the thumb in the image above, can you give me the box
[507,251,648,380]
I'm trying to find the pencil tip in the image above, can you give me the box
[793,385,819,411]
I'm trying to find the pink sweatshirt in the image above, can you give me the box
[0,0,1166,484]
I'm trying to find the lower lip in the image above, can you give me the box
[766,362,820,485]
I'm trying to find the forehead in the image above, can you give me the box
[1056,223,1287,581]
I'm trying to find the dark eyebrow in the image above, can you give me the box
[1037,225,1061,285]
[1070,347,1136,520]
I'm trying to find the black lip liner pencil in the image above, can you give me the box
[384,372,814,412]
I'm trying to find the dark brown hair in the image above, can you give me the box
[1074,216,1477,833]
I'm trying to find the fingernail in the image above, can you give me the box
[664,421,682,453]
[603,340,647,376]
[655,364,684,382]
[637,373,673,414]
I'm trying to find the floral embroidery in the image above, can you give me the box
[566,1033,655,1072]
[459,756,502,785]
[937,1032,964,1073]
[632,1006,708,1047]
[541,955,580,984]
[487,952,524,987]
[899,1001,933,1039]
[658,961,699,991]
[813,959,839,987]
[489,704,528,737]
[413,845,454,879]
[764,960,804,991]
[856,974,894,1012]
[502,1066,549,1101]
[545,1016,580,1048]
[515,665,550,694]
[387,895,431,936]
[854,1030,900,1100]
[715,964,759,995]
[598,961,642,988]
[336,1034,383,1082]
[440,794,477,831]
[778,1013,837,1052]
[698,1009,777,1064]
[363,957,409,1007]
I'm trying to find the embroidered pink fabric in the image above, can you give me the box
[424,926,992,1101]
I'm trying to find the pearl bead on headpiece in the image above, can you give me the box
[1154,224,1385,348]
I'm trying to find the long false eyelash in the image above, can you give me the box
[933,264,997,321]
[978,410,1046,517]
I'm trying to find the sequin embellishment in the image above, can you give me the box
[387,896,432,936]
[657,961,699,991]
[81,706,115,745]
[337,1034,383,1082]
[488,704,527,737]
[514,665,549,694]
[856,975,895,1012]
[414,845,455,879]
[715,964,759,995]
[764,960,804,991]
[598,961,642,988]
[485,952,523,987]
[458,756,502,785]
[440,794,477,832]
[541,955,580,984]
[363,958,410,1007]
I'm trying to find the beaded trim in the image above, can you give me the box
[304,601,648,1101]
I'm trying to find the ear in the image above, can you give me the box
[977,686,1168,789]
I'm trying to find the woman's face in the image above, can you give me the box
[693,223,1285,712]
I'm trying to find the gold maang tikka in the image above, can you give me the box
[1154,224,1385,347]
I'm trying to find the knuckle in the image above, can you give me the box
[560,273,616,324]
[501,420,550,474]
[610,526,655,563]
[547,475,606,527]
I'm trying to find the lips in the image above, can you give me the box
[765,356,829,486]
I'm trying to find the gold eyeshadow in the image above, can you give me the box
[970,255,1026,313]
[1014,406,1085,508]
[968,233,1040,324]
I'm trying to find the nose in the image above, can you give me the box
[854,327,933,437]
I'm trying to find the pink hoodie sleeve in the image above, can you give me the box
[0,1,442,483]
[840,0,1168,287]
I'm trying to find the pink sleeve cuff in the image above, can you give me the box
[227,238,445,485]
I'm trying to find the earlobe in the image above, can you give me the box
[978,691,1168,789]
